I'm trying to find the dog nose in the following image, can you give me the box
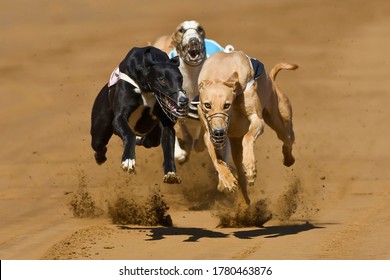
[178,96,189,107]
[189,37,200,46]
[213,129,225,137]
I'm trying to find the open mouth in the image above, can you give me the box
[184,47,204,65]
[156,94,189,122]
[188,48,200,60]
[162,96,188,116]
[175,106,189,117]
[181,37,205,66]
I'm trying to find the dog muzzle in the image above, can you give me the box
[154,90,189,122]
[180,34,206,66]
[203,112,230,149]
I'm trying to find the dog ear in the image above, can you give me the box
[144,49,155,68]
[172,32,180,48]
[172,23,184,48]
[224,72,242,93]
[198,24,206,39]
[170,56,180,67]
[198,80,212,92]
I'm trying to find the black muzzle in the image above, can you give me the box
[154,90,189,122]
[203,112,230,149]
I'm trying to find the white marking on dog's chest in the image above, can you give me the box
[128,93,157,135]
[180,57,202,99]
[141,92,156,108]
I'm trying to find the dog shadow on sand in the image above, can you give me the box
[118,226,229,242]
[117,223,325,242]
[232,223,326,239]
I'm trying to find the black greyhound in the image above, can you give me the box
[91,46,189,183]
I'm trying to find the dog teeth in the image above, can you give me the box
[121,159,136,173]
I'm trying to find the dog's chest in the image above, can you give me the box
[180,63,202,100]
[228,103,250,137]
[128,93,158,136]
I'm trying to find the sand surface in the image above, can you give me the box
[1,0,389,260]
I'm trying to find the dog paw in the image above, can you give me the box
[94,147,107,165]
[94,152,107,165]
[282,145,295,167]
[174,139,188,164]
[245,168,257,186]
[163,172,182,184]
[217,181,225,192]
[243,161,257,186]
[283,153,295,167]
[121,159,136,173]
[283,157,295,167]
[174,149,188,164]
[218,173,238,193]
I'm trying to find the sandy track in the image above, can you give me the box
[0,0,389,260]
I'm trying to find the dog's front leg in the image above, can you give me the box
[203,130,238,193]
[174,134,187,164]
[242,114,265,186]
[112,114,137,173]
[161,124,182,184]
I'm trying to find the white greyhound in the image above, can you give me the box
[154,20,234,163]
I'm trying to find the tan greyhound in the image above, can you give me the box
[197,51,298,204]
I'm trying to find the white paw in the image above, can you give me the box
[174,138,187,163]
[175,148,187,163]
[121,159,136,173]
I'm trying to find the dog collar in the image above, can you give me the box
[243,77,256,92]
[108,66,141,94]
[242,57,257,93]
[241,57,264,93]
[119,72,142,94]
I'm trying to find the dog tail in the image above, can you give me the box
[270,63,298,81]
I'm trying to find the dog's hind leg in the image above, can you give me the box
[263,107,295,166]
[174,136,188,163]
[136,123,162,148]
[174,122,191,163]
[91,85,114,165]
[263,97,295,167]
[266,63,298,167]
[230,137,250,205]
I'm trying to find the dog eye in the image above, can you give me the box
[223,103,231,110]
[178,27,185,33]
[197,26,204,33]
[204,103,211,109]
[159,77,167,85]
